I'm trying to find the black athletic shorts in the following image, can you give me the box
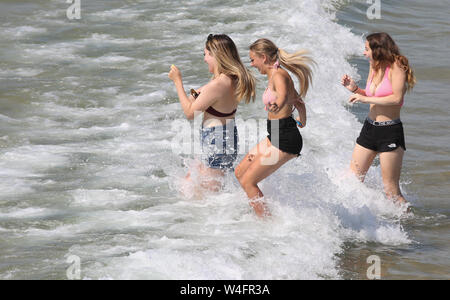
[267,116,303,156]
[356,118,406,152]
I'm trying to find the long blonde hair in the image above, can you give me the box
[206,34,256,104]
[367,32,416,92]
[249,38,314,98]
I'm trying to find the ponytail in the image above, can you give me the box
[278,48,314,98]
[250,38,314,99]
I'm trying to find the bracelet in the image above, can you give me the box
[351,86,359,93]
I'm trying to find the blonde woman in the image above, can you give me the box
[169,34,256,192]
[235,38,314,217]
[341,32,416,204]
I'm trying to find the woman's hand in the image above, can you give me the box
[168,65,182,84]
[293,97,306,127]
[267,102,280,113]
[295,116,305,128]
[341,74,357,92]
[349,93,368,104]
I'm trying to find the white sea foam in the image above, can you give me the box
[69,189,144,208]
[82,34,155,46]
[90,8,142,20]
[87,55,134,64]
[0,207,55,219]
[22,44,82,63]
[0,114,21,125]
[0,145,69,172]
[2,26,47,38]
[0,68,44,77]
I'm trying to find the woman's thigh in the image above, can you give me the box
[240,139,297,186]
[235,138,271,179]
[350,144,378,181]
[379,147,404,185]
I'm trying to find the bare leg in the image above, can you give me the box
[350,144,378,182]
[237,138,297,217]
[379,147,407,204]
[198,163,225,192]
[181,169,203,200]
[235,142,262,181]
[182,162,225,199]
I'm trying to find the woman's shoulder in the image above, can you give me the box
[204,74,233,93]
[391,60,406,72]
[273,69,291,85]
[390,61,407,79]
[214,74,234,88]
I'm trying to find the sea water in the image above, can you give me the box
[0,0,448,279]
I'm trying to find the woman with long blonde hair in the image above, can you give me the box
[235,38,314,217]
[341,32,416,204]
[169,34,256,194]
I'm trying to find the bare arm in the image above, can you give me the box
[169,65,218,120]
[194,84,208,94]
[341,74,367,96]
[189,81,224,117]
[294,98,307,128]
[266,73,289,113]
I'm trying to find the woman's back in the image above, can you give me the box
[203,74,238,127]
[267,68,302,120]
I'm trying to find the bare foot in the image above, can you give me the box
[249,198,271,218]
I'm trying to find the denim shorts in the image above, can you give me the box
[201,120,238,170]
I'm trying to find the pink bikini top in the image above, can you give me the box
[365,66,404,106]
[262,61,280,110]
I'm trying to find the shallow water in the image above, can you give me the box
[0,0,448,279]
[335,0,450,279]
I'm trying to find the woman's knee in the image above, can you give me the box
[235,155,256,179]
[238,172,257,189]
[235,165,246,183]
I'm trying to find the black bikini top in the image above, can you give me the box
[205,106,236,118]
[190,89,236,118]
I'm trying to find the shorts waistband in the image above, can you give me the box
[366,117,401,126]
[202,119,236,131]
[267,116,296,128]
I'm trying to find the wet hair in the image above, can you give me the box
[205,34,256,103]
[367,32,416,91]
[249,38,314,98]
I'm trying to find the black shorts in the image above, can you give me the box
[267,116,303,156]
[356,119,406,152]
